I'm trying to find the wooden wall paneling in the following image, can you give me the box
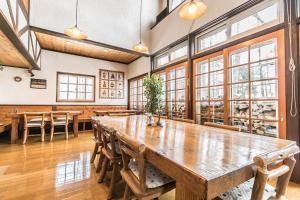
[284,0,300,183]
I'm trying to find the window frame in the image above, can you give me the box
[128,74,147,111]
[56,72,96,103]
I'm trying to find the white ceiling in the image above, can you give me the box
[30,0,160,51]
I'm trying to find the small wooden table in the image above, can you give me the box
[93,110,137,116]
[10,111,82,144]
[95,115,298,200]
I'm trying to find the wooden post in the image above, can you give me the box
[73,114,79,137]
[10,115,19,144]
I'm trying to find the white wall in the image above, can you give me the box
[150,0,248,53]
[30,0,160,51]
[0,50,128,105]
[128,57,151,79]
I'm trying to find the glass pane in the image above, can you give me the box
[167,80,175,91]
[86,77,93,85]
[199,74,208,87]
[231,118,250,132]
[199,29,227,50]
[68,92,76,100]
[250,39,276,62]
[59,84,68,91]
[59,92,68,100]
[78,77,85,84]
[210,71,223,86]
[77,85,85,93]
[252,120,278,137]
[229,65,249,83]
[231,3,278,36]
[176,102,186,116]
[250,59,277,81]
[230,49,248,66]
[59,75,69,83]
[251,80,277,99]
[231,101,249,117]
[197,102,209,115]
[252,101,278,120]
[168,70,176,80]
[197,61,209,74]
[230,83,249,100]
[210,101,224,115]
[170,46,187,61]
[176,78,185,90]
[170,0,184,10]
[176,67,186,78]
[210,56,224,71]
[176,90,185,102]
[78,93,85,100]
[156,54,169,68]
[199,88,209,101]
[210,86,224,100]
[86,93,93,100]
[212,117,224,124]
[69,76,77,84]
[168,91,175,101]
[68,84,77,92]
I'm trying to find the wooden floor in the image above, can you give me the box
[0,132,299,200]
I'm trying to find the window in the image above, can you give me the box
[193,30,285,138]
[57,72,95,102]
[169,0,184,11]
[195,0,282,53]
[155,62,188,118]
[194,53,225,124]
[154,42,188,69]
[129,76,146,111]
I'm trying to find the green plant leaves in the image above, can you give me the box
[143,74,163,114]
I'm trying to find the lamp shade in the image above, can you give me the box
[64,26,87,40]
[179,0,207,20]
[133,42,149,53]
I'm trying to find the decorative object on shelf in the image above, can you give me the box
[30,78,47,89]
[132,0,149,53]
[14,76,22,82]
[143,74,163,126]
[64,0,87,40]
[99,69,124,99]
[179,0,207,20]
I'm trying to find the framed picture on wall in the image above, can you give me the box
[30,78,47,89]
[99,69,124,99]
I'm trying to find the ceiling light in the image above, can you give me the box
[179,0,207,20]
[133,0,149,53]
[64,0,87,40]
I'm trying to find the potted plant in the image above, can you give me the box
[143,74,163,126]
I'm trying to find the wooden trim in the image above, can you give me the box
[18,25,29,36]
[128,74,147,111]
[127,55,143,65]
[56,71,96,103]
[128,73,148,82]
[18,0,29,22]
[151,58,188,74]
[30,26,149,57]
[0,11,39,70]
[151,35,188,57]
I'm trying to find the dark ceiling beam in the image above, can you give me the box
[30,26,149,57]
[0,12,39,70]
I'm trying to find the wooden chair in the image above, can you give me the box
[172,117,195,124]
[204,122,240,131]
[50,111,70,141]
[118,133,176,200]
[90,118,105,173]
[216,145,299,200]
[98,125,122,199]
[23,112,45,144]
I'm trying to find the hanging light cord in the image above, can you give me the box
[139,0,143,43]
[286,0,297,117]
[75,0,79,27]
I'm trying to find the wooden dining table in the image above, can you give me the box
[95,115,298,200]
[93,110,137,116]
[10,111,82,144]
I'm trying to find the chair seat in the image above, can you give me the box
[55,117,72,121]
[217,178,275,200]
[52,121,68,126]
[128,160,174,189]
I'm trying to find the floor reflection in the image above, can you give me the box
[55,152,91,187]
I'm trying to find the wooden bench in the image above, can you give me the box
[0,122,12,134]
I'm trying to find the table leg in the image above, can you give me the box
[73,115,79,137]
[11,116,19,144]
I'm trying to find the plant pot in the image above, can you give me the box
[146,113,155,126]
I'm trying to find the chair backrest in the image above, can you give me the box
[251,145,299,200]
[23,112,45,127]
[172,117,195,124]
[91,118,99,139]
[118,133,147,192]
[101,125,119,157]
[50,111,69,125]
[204,122,240,131]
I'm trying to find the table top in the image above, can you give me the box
[96,115,297,181]
[93,110,137,114]
[13,111,82,115]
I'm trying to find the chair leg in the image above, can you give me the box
[23,127,28,144]
[124,183,131,200]
[41,127,45,142]
[98,157,109,183]
[107,162,119,199]
[65,125,68,140]
[90,143,99,163]
[50,126,54,141]
[96,151,105,173]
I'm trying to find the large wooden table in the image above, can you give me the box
[10,111,82,144]
[96,115,298,200]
